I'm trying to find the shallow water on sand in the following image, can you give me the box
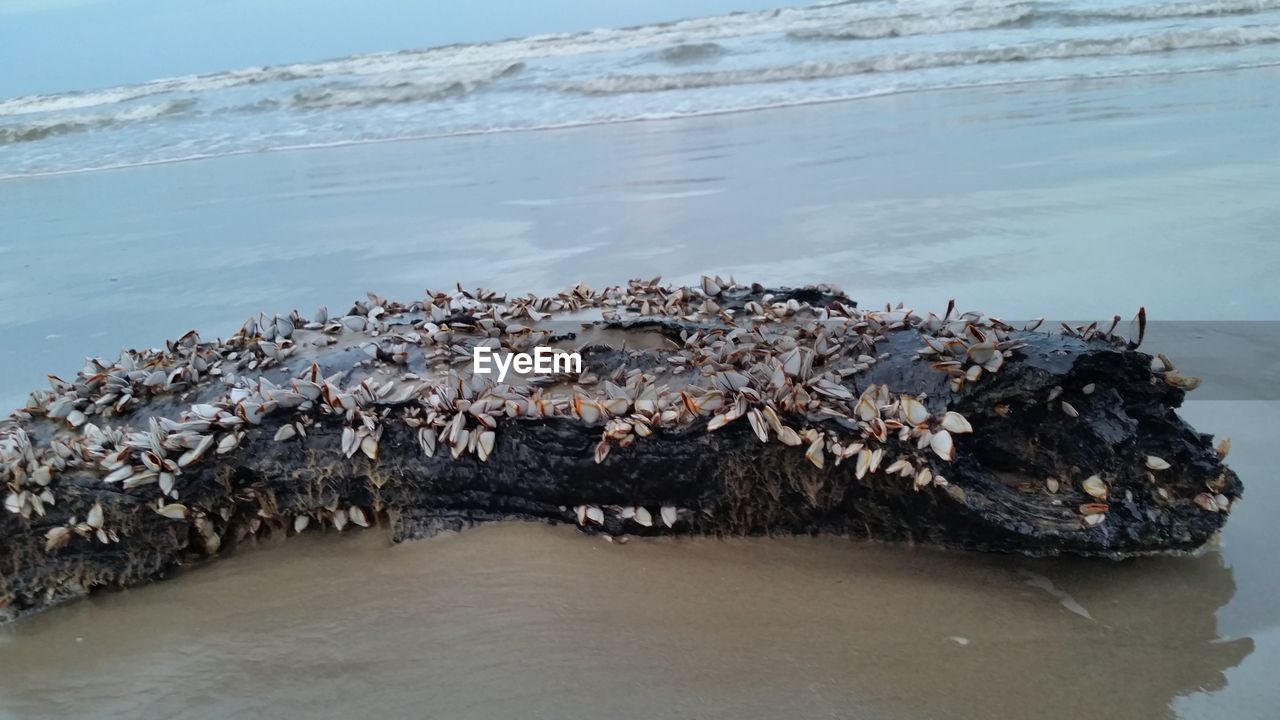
[1,68,1279,719]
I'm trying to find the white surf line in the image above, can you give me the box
[4,60,1280,183]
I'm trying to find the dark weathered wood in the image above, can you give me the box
[0,283,1240,622]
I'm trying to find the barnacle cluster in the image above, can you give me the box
[1,277,1230,564]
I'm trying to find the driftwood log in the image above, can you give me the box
[0,279,1240,621]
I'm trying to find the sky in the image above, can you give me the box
[0,0,790,99]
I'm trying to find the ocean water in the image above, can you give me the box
[3,0,1280,178]
[2,2,1280,719]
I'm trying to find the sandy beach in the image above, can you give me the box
[1,62,1278,718]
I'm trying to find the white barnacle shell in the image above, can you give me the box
[805,435,825,469]
[360,433,380,461]
[899,396,929,426]
[777,426,802,447]
[5,491,25,515]
[855,387,880,422]
[341,427,360,458]
[940,412,972,434]
[747,409,769,443]
[1194,493,1220,512]
[477,431,496,462]
[155,503,190,520]
[103,465,135,484]
[217,432,242,455]
[855,448,872,480]
[929,430,955,461]
[44,526,72,551]
[32,465,53,487]
[660,506,677,528]
[349,506,370,527]
[966,341,997,366]
[1082,474,1107,500]
[634,507,653,527]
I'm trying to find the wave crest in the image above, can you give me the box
[788,5,1034,41]
[645,43,730,64]
[289,62,524,110]
[0,99,195,146]
[1083,0,1280,20]
[788,1,1280,44]
[7,0,1280,119]
[561,25,1280,95]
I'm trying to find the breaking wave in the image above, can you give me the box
[0,5,800,117]
[1077,0,1280,21]
[5,0,1280,177]
[292,82,472,109]
[0,70,306,117]
[0,99,195,146]
[289,62,524,110]
[645,43,730,64]
[562,24,1280,95]
[6,0,1280,119]
[788,5,1035,41]
[788,0,1280,42]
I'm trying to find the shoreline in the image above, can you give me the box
[5,60,1280,184]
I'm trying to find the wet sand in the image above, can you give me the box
[2,67,1279,718]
